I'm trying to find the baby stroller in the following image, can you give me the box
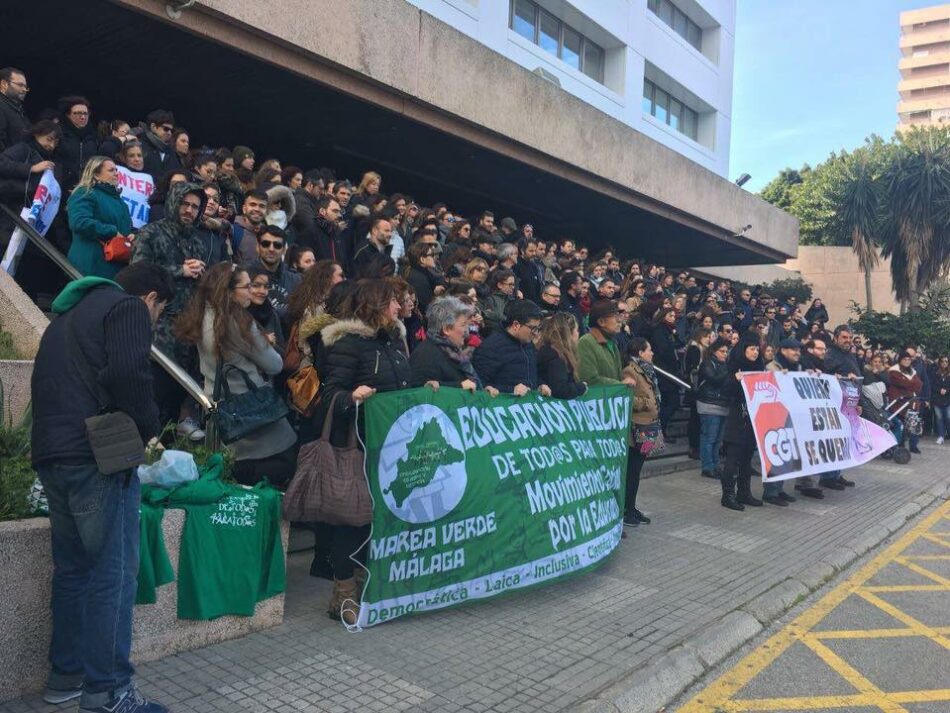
[860,382,911,464]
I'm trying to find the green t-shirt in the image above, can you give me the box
[176,482,286,620]
[136,502,175,605]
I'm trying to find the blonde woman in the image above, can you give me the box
[463,258,490,301]
[67,156,131,279]
[537,312,587,399]
[351,170,382,211]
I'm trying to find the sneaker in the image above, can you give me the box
[44,683,83,705]
[778,492,797,503]
[80,686,168,713]
[633,509,651,525]
[176,417,205,443]
[822,480,846,491]
[762,495,788,507]
[839,477,855,487]
[622,514,640,527]
[937,437,945,445]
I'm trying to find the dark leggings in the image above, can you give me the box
[687,403,700,450]
[233,443,299,490]
[721,441,756,498]
[625,446,646,516]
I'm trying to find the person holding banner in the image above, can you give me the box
[410,296,494,393]
[721,334,765,511]
[66,157,132,279]
[0,119,59,231]
[761,339,803,506]
[696,338,732,479]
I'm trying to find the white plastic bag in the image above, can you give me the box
[137,450,199,488]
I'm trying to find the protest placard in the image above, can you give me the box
[116,165,154,228]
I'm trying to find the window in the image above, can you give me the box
[508,0,607,84]
[643,78,700,142]
[649,0,703,52]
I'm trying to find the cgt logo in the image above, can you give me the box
[764,427,801,468]
[750,380,779,410]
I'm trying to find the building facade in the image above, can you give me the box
[406,0,735,177]
[899,3,950,129]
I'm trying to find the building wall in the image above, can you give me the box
[405,0,735,176]
[898,3,950,129]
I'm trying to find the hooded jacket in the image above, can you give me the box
[31,278,160,467]
[131,182,208,361]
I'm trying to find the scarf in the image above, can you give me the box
[429,334,482,388]
[633,357,661,408]
[247,301,275,330]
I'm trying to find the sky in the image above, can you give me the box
[729,0,940,192]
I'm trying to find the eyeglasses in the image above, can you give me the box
[721,328,734,333]
[180,201,201,212]
[259,240,285,249]
[159,124,174,133]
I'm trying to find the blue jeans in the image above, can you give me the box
[37,463,140,708]
[763,480,787,497]
[933,405,950,438]
[699,414,726,473]
[820,469,841,483]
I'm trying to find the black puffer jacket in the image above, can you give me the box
[696,357,731,408]
[56,122,98,194]
[537,344,586,399]
[405,266,443,315]
[410,339,471,388]
[472,329,538,393]
[309,317,410,446]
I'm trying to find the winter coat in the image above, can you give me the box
[536,344,587,399]
[291,188,321,252]
[480,290,513,336]
[649,322,681,389]
[912,356,932,400]
[559,295,587,335]
[696,358,731,408]
[66,182,132,279]
[410,339,472,388]
[405,265,443,315]
[140,130,179,181]
[723,346,763,447]
[886,365,923,406]
[31,279,160,468]
[514,258,545,305]
[130,181,208,363]
[0,93,28,152]
[0,138,49,208]
[352,238,392,276]
[309,318,411,446]
[622,360,659,426]
[932,370,950,408]
[804,303,829,325]
[244,257,302,328]
[472,329,539,393]
[824,344,861,378]
[577,330,622,386]
[55,122,98,194]
[194,218,234,266]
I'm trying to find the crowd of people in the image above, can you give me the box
[7,65,950,713]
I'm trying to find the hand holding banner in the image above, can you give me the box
[740,371,896,483]
[358,385,631,627]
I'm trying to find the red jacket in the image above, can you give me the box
[886,365,922,410]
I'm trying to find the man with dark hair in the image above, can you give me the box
[139,109,178,180]
[0,66,29,151]
[472,210,498,245]
[31,263,172,712]
[559,270,586,334]
[233,189,268,263]
[247,225,301,325]
[352,216,393,274]
[291,170,325,254]
[54,95,98,194]
[514,237,544,305]
[472,299,550,395]
[333,180,352,218]
[302,194,345,263]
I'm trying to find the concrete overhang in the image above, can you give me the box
[103,0,796,265]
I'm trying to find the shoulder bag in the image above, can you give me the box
[67,313,146,475]
[212,359,289,444]
[282,392,372,526]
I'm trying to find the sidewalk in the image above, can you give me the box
[5,442,950,713]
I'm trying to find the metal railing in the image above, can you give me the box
[1,205,213,413]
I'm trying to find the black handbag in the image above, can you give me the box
[212,360,289,444]
[67,314,146,475]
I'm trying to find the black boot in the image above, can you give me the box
[721,495,745,511]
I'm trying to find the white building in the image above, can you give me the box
[405,0,735,176]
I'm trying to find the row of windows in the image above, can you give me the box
[642,78,699,141]
[509,0,606,84]
[647,0,703,52]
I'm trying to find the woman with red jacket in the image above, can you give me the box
[886,351,923,453]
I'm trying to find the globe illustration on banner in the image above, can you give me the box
[378,404,467,524]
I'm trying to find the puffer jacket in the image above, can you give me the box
[696,358,731,408]
[308,317,411,446]
[472,328,538,393]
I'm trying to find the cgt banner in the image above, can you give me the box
[740,371,895,483]
[358,385,630,627]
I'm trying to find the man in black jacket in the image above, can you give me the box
[291,170,324,252]
[246,225,301,329]
[55,95,99,194]
[139,109,178,181]
[514,237,544,305]
[472,300,551,396]
[31,263,173,713]
[0,67,29,151]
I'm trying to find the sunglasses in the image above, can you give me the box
[260,240,285,249]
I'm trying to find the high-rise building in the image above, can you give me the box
[898,3,950,129]
[408,0,736,177]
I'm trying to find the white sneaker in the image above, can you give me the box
[176,417,206,443]
[937,437,945,445]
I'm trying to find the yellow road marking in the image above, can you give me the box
[892,556,950,585]
[677,498,950,713]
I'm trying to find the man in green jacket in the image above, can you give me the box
[578,300,637,387]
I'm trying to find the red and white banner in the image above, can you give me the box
[2,169,61,275]
[740,371,896,482]
[116,166,154,228]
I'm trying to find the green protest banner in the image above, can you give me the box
[357,385,630,627]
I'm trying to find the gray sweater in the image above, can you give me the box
[198,308,296,461]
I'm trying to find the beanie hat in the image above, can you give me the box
[233,145,255,166]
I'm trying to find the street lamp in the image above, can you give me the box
[735,173,752,188]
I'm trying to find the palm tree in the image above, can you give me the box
[828,147,881,311]
[879,127,950,308]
